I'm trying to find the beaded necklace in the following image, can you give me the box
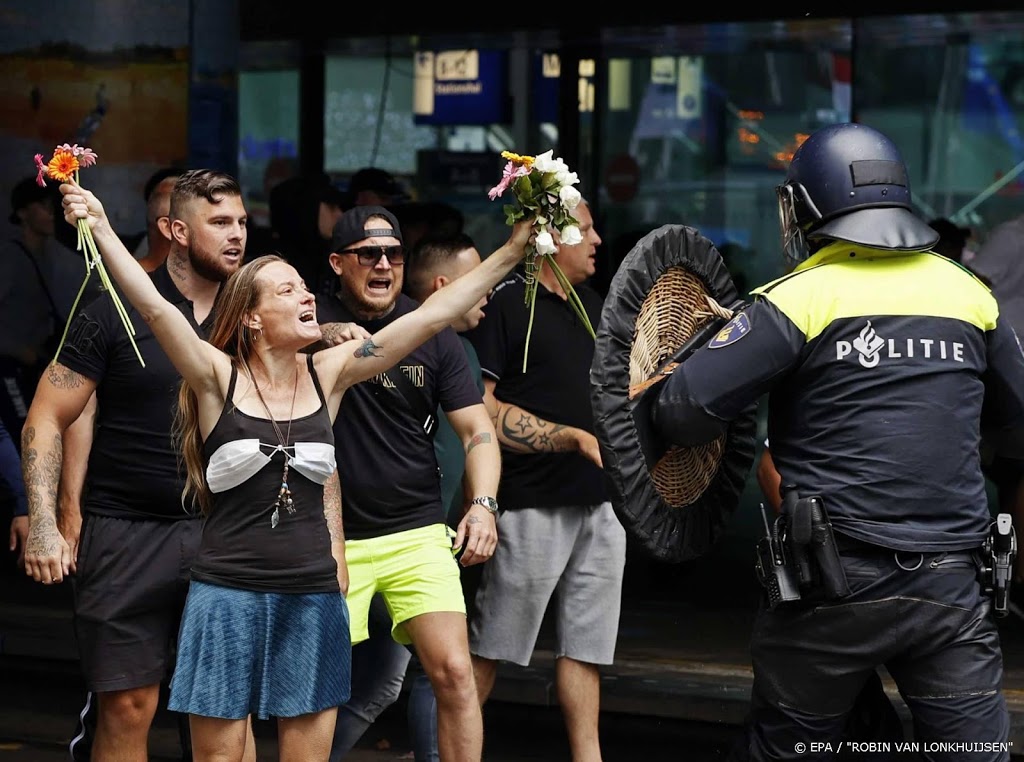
[252,362,299,528]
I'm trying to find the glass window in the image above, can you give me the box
[238,69,299,228]
[324,55,438,177]
[596,20,852,294]
[854,12,1024,258]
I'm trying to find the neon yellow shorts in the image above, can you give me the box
[345,523,466,645]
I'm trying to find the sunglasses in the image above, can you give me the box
[340,245,405,266]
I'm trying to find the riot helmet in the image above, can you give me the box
[776,123,939,265]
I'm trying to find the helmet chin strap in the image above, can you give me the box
[782,227,809,270]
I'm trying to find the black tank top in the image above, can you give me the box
[190,354,339,593]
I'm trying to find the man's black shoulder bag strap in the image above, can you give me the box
[384,365,437,439]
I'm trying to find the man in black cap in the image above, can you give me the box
[319,205,500,762]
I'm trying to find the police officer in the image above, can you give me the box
[653,122,1024,761]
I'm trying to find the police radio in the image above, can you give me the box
[755,503,801,609]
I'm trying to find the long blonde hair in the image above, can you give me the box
[173,255,285,514]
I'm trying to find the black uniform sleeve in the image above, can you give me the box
[981,320,1024,457]
[653,298,805,447]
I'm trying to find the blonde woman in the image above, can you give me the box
[57,180,531,762]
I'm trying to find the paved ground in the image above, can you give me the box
[8,540,1024,758]
[0,665,737,761]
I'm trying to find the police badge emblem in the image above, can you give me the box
[708,312,751,349]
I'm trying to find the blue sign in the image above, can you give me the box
[534,52,561,124]
[413,50,509,126]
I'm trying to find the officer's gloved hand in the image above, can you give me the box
[651,369,727,448]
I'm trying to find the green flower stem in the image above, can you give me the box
[84,232,146,367]
[523,276,538,373]
[545,254,595,338]
[67,220,146,368]
[84,226,134,335]
[49,256,94,367]
[520,250,595,373]
[521,245,540,372]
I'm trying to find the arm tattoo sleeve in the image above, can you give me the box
[495,403,578,454]
[323,469,344,542]
[21,426,62,523]
[46,363,86,390]
[466,432,492,455]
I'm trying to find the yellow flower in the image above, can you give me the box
[500,151,535,168]
[47,148,80,183]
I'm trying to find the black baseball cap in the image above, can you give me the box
[9,177,52,225]
[331,205,403,253]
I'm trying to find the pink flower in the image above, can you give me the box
[34,154,47,186]
[488,161,530,201]
[57,143,98,167]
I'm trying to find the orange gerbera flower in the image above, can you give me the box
[46,148,80,183]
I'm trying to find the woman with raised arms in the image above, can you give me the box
[57,180,532,762]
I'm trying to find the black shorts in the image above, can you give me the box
[72,513,201,692]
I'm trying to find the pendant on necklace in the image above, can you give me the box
[270,480,294,528]
[275,480,295,515]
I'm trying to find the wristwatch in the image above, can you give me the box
[470,496,499,515]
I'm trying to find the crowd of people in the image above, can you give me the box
[3,121,1024,762]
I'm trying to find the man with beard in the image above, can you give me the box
[319,206,500,762]
[21,170,253,761]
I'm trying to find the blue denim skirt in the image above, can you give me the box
[168,580,351,720]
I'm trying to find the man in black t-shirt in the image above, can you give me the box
[463,199,627,761]
[21,170,250,762]
[320,206,501,762]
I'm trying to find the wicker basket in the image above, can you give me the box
[629,266,726,508]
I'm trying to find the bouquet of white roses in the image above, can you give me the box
[488,150,595,371]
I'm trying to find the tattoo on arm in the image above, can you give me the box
[353,339,383,359]
[496,404,577,454]
[323,469,344,542]
[46,363,86,390]
[300,324,343,354]
[21,426,62,523]
[466,432,492,455]
[320,323,347,347]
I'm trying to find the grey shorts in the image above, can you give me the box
[469,502,626,667]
